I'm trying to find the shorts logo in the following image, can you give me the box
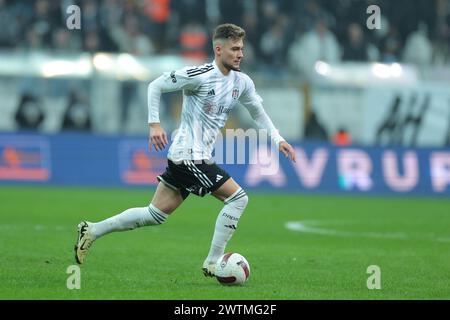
[216,174,223,182]
[232,88,239,99]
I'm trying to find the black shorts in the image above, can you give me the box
[157,160,231,199]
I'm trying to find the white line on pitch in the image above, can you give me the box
[285,221,450,243]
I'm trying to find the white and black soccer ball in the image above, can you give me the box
[215,252,250,285]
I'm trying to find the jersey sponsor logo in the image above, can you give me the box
[204,102,232,115]
[218,105,232,114]
[232,88,239,99]
[204,102,215,114]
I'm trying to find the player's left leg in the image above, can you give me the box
[203,177,248,276]
[75,182,185,264]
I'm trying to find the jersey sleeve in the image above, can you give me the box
[148,67,203,123]
[239,75,285,147]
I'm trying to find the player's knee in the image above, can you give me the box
[229,190,248,211]
[154,202,176,215]
[240,193,249,209]
[151,185,182,214]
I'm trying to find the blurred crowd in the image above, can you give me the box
[2,0,449,142]
[0,0,449,75]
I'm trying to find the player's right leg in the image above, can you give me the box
[75,182,184,264]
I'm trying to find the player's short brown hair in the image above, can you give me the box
[213,23,246,44]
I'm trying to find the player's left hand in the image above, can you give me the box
[279,141,296,162]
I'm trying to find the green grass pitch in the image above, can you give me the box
[1,186,449,299]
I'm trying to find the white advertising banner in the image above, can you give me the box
[362,83,450,147]
[313,82,450,147]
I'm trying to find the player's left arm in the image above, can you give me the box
[278,140,296,162]
[239,77,296,163]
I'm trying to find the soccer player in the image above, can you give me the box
[75,23,296,277]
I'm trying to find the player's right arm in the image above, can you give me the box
[147,67,202,151]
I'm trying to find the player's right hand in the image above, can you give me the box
[149,123,168,151]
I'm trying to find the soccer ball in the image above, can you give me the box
[215,252,250,285]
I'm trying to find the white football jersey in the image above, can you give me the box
[148,60,284,161]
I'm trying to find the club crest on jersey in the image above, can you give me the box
[232,88,239,99]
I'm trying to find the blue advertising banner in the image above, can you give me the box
[0,132,449,197]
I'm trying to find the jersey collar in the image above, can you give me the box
[213,60,232,78]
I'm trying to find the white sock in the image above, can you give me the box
[90,204,169,239]
[205,188,248,264]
